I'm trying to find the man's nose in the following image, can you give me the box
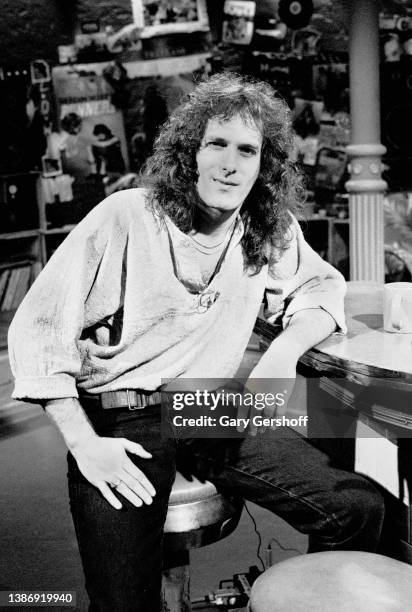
[220,146,237,174]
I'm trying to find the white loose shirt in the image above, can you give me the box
[9,189,346,400]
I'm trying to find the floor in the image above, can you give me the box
[0,341,307,611]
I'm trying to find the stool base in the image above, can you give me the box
[162,550,190,612]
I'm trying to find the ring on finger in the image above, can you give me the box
[109,479,122,488]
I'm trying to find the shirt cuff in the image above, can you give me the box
[12,374,79,401]
[282,294,347,334]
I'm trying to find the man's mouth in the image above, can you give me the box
[213,178,238,187]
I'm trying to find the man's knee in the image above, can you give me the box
[326,477,385,550]
[340,478,385,526]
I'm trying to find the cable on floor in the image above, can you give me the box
[244,502,266,572]
[268,536,303,556]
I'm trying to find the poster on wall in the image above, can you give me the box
[222,0,256,46]
[42,66,130,224]
[52,67,129,180]
[130,0,210,37]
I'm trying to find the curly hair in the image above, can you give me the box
[142,72,304,272]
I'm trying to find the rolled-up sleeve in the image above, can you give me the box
[264,216,347,333]
[8,195,124,401]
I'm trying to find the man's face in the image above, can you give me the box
[195,115,262,216]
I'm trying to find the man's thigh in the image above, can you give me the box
[183,429,383,548]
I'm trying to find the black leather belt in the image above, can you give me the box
[80,390,163,410]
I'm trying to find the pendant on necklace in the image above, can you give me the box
[195,288,221,313]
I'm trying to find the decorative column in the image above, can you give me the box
[345,0,387,282]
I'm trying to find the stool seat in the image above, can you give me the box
[250,551,412,612]
[168,472,219,506]
[164,472,242,551]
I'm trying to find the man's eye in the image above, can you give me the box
[208,141,226,148]
[239,147,257,156]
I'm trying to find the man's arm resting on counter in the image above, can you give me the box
[45,398,156,510]
[253,308,337,378]
[245,309,336,421]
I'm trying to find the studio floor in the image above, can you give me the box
[0,343,307,611]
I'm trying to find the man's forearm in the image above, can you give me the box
[279,308,337,356]
[252,308,336,378]
[45,398,98,452]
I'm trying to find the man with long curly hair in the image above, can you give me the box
[9,73,384,611]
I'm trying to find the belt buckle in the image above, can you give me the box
[126,389,145,411]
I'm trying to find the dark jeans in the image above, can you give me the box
[67,405,384,612]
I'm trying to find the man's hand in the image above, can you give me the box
[71,436,155,510]
[44,397,155,510]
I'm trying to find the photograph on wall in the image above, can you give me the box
[130,0,209,37]
[222,0,256,46]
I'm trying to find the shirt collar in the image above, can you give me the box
[164,213,245,292]
[164,213,244,251]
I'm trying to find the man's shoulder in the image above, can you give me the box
[93,188,155,224]
[73,188,157,242]
[100,187,148,211]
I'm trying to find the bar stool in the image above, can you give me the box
[162,471,243,612]
[250,551,412,612]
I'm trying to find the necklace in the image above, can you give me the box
[189,219,237,254]
[190,234,227,249]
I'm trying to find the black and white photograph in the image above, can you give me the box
[2,1,412,611]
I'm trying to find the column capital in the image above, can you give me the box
[345,143,387,191]
[346,143,387,158]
